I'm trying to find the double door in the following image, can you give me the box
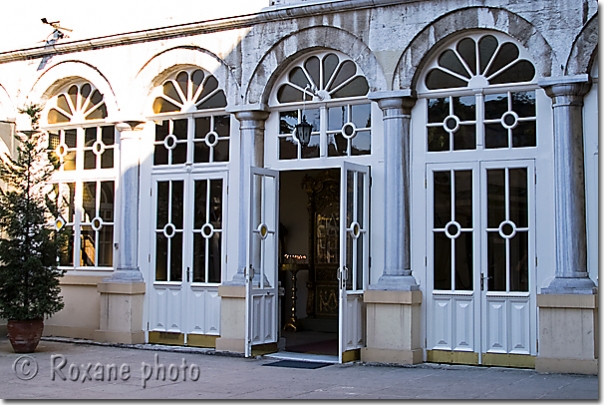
[245,163,369,363]
[426,160,536,367]
[147,171,226,346]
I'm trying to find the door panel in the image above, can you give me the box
[245,167,279,357]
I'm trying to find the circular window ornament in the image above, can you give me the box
[92,140,105,155]
[444,115,460,133]
[201,223,214,239]
[91,217,103,231]
[56,143,68,157]
[444,220,462,239]
[257,223,269,239]
[163,223,176,238]
[163,134,178,150]
[205,131,219,147]
[501,111,519,129]
[341,122,357,139]
[498,220,517,239]
[349,221,361,239]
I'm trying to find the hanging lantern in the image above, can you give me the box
[295,115,313,147]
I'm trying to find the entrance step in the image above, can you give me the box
[264,351,339,364]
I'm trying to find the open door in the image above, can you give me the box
[245,167,279,357]
[338,162,369,363]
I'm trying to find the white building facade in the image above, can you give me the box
[0,0,598,374]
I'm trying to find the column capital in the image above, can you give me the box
[539,74,591,104]
[368,90,417,113]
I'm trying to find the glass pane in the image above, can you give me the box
[194,141,210,163]
[509,168,528,227]
[101,149,113,169]
[154,145,168,165]
[163,81,182,104]
[198,91,227,109]
[280,111,298,134]
[332,76,369,98]
[487,231,506,291]
[156,181,169,228]
[510,231,529,292]
[425,69,467,90]
[486,43,519,78]
[455,170,472,228]
[433,232,451,290]
[172,181,184,229]
[323,53,340,89]
[64,151,76,171]
[347,171,354,230]
[485,123,508,148]
[170,233,183,282]
[98,225,113,267]
[328,106,347,130]
[487,169,505,229]
[356,234,363,290]
[193,234,206,283]
[197,76,218,103]
[172,143,187,164]
[214,115,230,137]
[289,66,310,89]
[100,181,115,222]
[439,49,470,78]
[433,171,451,228]
[208,233,222,283]
[304,56,320,89]
[457,38,476,75]
[428,126,449,152]
[57,94,71,115]
[357,173,364,228]
[512,121,536,147]
[210,180,223,227]
[192,70,205,96]
[65,129,77,148]
[85,127,96,145]
[59,225,74,266]
[194,180,208,229]
[453,125,476,150]
[279,137,297,160]
[428,98,449,123]
[102,126,114,145]
[453,96,475,121]
[48,109,70,124]
[80,83,91,99]
[512,91,536,117]
[80,225,96,266]
[195,117,210,138]
[155,121,169,142]
[351,131,371,155]
[330,60,357,90]
[84,150,96,170]
[277,84,303,103]
[484,93,508,120]
[68,85,78,110]
[455,231,473,290]
[351,104,371,129]
[305,108,321,133]
[214,140,229,162]
[153,98,180,114]
[345,232,353,290]
[489,60,536,85]
[173,119,187,140]
[155,234,168,281]
[176,71,188,99]
[301,134,320,159]
[327,133,347,157]
[82,182,97,223]
[478,35,498,75]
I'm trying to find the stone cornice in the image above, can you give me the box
[0,0,417,64]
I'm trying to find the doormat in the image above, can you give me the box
[262,360,332,369]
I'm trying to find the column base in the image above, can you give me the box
[96,281,145,344]
[536,293,598,375]
[216,286,246,354]
[361,290,422,365]
[369,274,419,291]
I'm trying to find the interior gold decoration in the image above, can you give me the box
[281,254,308,331]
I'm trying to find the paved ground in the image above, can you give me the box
[0,337,598,400]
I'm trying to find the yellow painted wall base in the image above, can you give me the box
[342,348,360,363]
[148,331,185,345]
[187,334,219,348]
[252,342,278,356]
[427,350,479,365]
[482,353,535,369]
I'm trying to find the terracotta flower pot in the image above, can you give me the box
[6,319,44,353]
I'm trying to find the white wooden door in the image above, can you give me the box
[338,162,369,363]
[148,172,225,345]
[245,167,279,357]
[426,160,535,364]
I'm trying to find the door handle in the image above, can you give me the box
[186,267,191,283]
[480,273,492,291]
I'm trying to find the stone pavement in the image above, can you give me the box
[0,337,598,400]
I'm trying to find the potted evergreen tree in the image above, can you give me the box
[0,104,66,353]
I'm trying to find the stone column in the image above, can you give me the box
[368,90,418,291]
[361,91,422,365]
[536,75,598,375]
[216,105,268,354]
[539,75,596,295]
[95,121,146,344]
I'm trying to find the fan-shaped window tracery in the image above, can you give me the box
[153,69,227,114]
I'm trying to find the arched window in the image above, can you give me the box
[151,68,229,165]
[45,82,116,269]
[271,51,371,160]
[420,33,537,152]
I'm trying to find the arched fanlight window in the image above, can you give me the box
[420,33,537,152]
[273,51,371,160]
[152,68,229,165]
[153,69,227,113]
[45,81,116,270]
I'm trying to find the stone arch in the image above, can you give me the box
[28,60,118,121]
[566,13,598,76]
[0,84,16,121]
[394,6,556,90]
[244,26,387,106]
[133,46,239,116]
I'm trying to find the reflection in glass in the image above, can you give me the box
[433,231,451,290]
[487,169,505,228]
[433,171,451,228]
